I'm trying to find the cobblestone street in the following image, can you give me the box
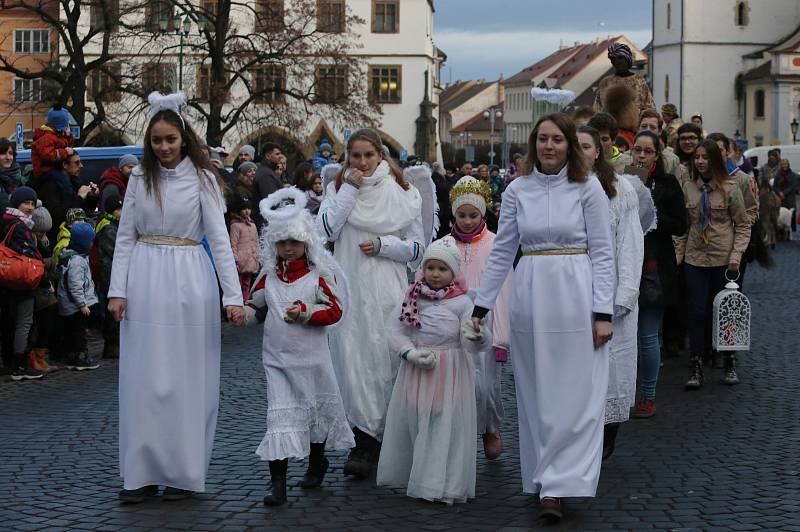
[2,243,800,531]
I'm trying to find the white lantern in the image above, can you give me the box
[712,273,751,351]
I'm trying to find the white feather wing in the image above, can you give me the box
[403,165,438,246]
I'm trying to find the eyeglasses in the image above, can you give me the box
[633,147,656,155]
[679,136,699,142]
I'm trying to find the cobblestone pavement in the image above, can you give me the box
[2,243,800,531]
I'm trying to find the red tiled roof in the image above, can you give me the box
[451,105,505,133]
[440,80,496,112]
[547,37,620,85]
[504,45,580,87]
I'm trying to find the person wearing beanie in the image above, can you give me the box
[1,186,45,380]
[98,154,138,211]
[56,221,99,370]
[448,176,512,460]
[238,145,256,164]
[31,106,75,178]
[52,207,87,267]
[377,235,490,504]
[27,201,60,374]
[95,193,123,359]
[312,140,334,173]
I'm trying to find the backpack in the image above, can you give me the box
[0,221,45,290]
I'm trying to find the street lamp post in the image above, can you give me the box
[791,118,799,145]
[483,107,503,166]
[159,14,198,91]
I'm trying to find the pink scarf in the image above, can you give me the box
[399,272,468,328]
[450,218,486,243]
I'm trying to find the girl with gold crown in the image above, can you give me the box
[448,175,512,460]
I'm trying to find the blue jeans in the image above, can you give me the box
[684,264,728,361]
[637,303,664,400]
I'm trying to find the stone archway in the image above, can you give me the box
[307,120,343,159]
[235,126,310,172]
[83,125,135,147]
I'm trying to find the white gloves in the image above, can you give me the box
[462,318,490,345]
[243,306,259,326]
[405,349,439,370]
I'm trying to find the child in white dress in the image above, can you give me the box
[377,236,490,504]
[244,187,354,507]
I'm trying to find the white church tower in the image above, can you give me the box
[651,0,800,144]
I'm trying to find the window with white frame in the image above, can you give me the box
[13,78,44,103]
[14,29,49,54]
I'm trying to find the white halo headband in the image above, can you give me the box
[147,91,187,129]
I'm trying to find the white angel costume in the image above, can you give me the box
[377,236,488,504]
[245,188,354,460]
[604,175,647,424]
[474,166,615,498]
[109,92,243,493]
[317,160,426,440]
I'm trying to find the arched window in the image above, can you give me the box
[754,89,765,118]
[736,1,749,26]
[667,3,672,29]
[665,75,670,102]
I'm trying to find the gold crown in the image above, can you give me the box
[449,176,492,206]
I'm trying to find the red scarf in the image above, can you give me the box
[399,271,468,328]
[450,219,486,243]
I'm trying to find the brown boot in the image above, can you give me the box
[28,351,50,373]
[35,348,58,373]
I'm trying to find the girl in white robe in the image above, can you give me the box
[108,92,243,503]
[243,187,354,507]
[471,114,615,522]
[377,236,489,504]
[317,129,425,478]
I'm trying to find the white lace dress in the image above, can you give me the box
[605,176,644,424]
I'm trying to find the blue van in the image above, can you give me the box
[16,145,143,184]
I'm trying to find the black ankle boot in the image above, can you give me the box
[300,442,329,489]
[263,459,288,506]
[602,423,620,461]
[344,428,376,478]
[685,358,704,390]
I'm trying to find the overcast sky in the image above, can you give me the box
[433,0,653,82]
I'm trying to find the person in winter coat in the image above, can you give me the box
[255,143,284,216]
[0,187,45,380]
[28,203,59,373]
[99,154,138,213]
[0,138,22,212]
[34,152,97,244]
[56,221,99,370]
[53,208,88,267]
[229,195,261,302]
[773,159,798,233]
[588,113,632,174]
[312,141,334,173]
[31,106,74,178]
[95,194,123,358]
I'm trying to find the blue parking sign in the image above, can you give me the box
[399,149,408,161]
[343,129,352,141]
[15,122,23,149]
[70,126,80,139]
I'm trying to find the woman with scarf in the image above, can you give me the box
[0,139,22,212]
[470,113,615,522]
[318,128,425,478]
[627,131,686,418]
[675,140,750,390]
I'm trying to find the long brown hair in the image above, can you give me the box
[692,139,728,188]
[521,113,589,183]
[335,128,408,191]
[142,109,216,206]
[578,125,617,198]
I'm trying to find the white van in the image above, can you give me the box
[744,144,800,174]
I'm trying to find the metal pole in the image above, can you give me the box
[178,31,184,91]
[489,111,495,166]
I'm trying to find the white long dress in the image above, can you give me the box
[318,161,425,440]
[605,177,644,424]
[109,158,242,492]
[377,293,484,504]
[254,267,354,461]
[475,166,615,498]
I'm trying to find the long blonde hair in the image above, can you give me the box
[335,128,408,191]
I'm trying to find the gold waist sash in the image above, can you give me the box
[137,234,200,247]
[521,248,588,256]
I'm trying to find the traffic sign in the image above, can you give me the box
[70,126,80,139]
[343,129,352,141]
[399,149,408,161]
[15,122,23,150]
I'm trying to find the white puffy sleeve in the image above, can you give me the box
[475,182,520,312]
[200,174,243,307]
[386,301,416,358]
[376,214,425,268]
[108,172,140,299]
[318,181,359,242]
[613,180,644,314]
[582,177,615,316]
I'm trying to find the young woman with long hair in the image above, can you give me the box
[471,113,615,522]
[577,125,644,457]
[675,139,750,389]
[108,92,244,503]
[317,128,425,478]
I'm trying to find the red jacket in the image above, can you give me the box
[99,165,128,199]
[32,125,74,177]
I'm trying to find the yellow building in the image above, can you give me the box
[0,2,59,145]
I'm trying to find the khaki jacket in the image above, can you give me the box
[675,177,751,267]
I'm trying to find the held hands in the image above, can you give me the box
[226,305,245,326]
[467,317,489,343]
[406,349,438,370]
[593,321,614,348]
[108,297,126,322]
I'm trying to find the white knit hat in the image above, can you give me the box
[422,236,462,275]
[449,176,492,216]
